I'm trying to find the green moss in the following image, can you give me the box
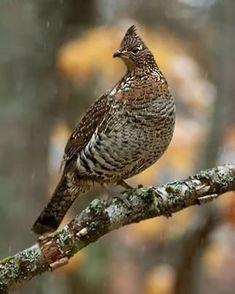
[220,172,234,185]
[0,255,13,266]
[87,199,105,214]
[165,185,175,193]
[68,241,86,257]
[57,231,73,247]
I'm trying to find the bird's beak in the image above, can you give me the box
[113,49,122,58]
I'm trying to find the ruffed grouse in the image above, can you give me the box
[32,25,176,235]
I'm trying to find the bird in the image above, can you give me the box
[32,25,176,235]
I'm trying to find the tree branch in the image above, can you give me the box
[0,164,235,293]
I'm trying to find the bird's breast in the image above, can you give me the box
[76,88,175,182]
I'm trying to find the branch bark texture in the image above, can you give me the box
[0,164,235,293]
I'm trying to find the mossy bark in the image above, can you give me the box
[0,164,234,293]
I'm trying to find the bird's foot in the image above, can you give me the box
[103,183,132,208]
[117,180,134,190]
[113,193,132,208]
[118,180,144,190]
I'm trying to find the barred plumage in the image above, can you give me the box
[32,25,176,235]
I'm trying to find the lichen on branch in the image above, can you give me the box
[0,164,235,293]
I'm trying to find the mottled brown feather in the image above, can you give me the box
[32,25,176,235]
[62,93,109,165]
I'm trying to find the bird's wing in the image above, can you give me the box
[61,92,109,166]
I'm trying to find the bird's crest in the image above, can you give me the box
[120,25,146,49]
[126,25,137,35]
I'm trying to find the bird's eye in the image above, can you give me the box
[132,48,139,54]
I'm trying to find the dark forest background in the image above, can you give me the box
[0,0,235,293]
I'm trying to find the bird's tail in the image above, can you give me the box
[32,175,89,235]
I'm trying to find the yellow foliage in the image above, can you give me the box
[125,206,194,244]
[57,25,185,84]
[129,217,169,242]
[56,251,85,274]
[216,191,235,226]
[165,117,205,173]
[224,124,235,149]
[57,27,122,82]
[168,207,194,235]
[144,265,174,294]
[204,242,230,277]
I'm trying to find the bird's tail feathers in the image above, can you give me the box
[32,175,87,235]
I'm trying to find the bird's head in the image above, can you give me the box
[113,25,156,71]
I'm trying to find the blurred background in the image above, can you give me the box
[0,0,235,293]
